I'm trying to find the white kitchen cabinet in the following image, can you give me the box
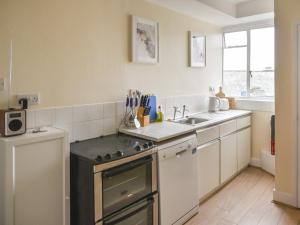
[197,140,220,200]
[0,127,69,225]
[196,125,219,146]
[237,127,251,171]
[220,120,236,137]
[220,133,237,184]
[236,116,251,130]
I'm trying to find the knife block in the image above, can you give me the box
[140,115,150,127]
[137,109,144,124]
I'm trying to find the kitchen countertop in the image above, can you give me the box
[119,110,252,142]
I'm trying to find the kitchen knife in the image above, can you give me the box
[140,95,144,107]
[143,95,148,107]
[146,96,150,107]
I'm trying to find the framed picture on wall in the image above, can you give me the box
[132,16,159,64]
[189,32,206,67]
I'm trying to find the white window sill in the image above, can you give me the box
[235,97,274,112]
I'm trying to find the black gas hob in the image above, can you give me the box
[70,133,155,164]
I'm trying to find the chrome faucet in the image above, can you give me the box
[173,106,181,120]
[182,105,189,118]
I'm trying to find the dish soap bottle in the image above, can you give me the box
[156,106,164,122]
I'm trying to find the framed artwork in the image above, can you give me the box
[189,32,206,67]
[132,16,159,64]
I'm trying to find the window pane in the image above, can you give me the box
[250,27,274,71]
[224,47,247,71]
[224,31,247,47]
[223,71,247,97]
[250,71,274,96]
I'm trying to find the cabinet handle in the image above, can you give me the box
[176,149,187,157]
[197,139,220,151]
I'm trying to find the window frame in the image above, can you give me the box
[222,24,275,97]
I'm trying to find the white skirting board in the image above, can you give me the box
[250,149,275,176]
[261,150,275,175]
[250,158,262,168]
[273,189,297,207]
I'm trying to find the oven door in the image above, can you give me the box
[94,153,157,222]
[96,194,158,225]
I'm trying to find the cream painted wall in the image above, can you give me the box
[0,0,222,109]
[274,0,300,198]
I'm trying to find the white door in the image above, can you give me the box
[197,140,220,200]
[221,133,237,184]
[237,128,251,171]
[297,24,300,208]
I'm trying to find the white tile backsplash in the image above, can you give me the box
[165,97,176,119]
[73,120,103,141]
[73,104,103,122]
[103,118,116,136]
[116,101,126,116]
[90,120,103,138]
[73,105,89,122]
[73,122,91,141]
[73,121,103,141]
[55,107,73,125]
[35,108,55,127]
[103,102,116,119]
[26,94,208,143]
[26,110,36,129]
[88,104,103,120]
[157,97,167,112]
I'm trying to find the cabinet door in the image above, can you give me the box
[197,140,220,200]
[220,133,237,184]
[14,139,64,225]
[237,127,251,171]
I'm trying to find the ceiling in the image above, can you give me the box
[146,0,274,27]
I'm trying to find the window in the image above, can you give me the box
[223,31,247,97]
[223,27,274,97]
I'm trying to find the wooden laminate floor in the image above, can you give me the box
[185,167,300,225]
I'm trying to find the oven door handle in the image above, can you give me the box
[103,196,154,225]
[102,155,153,178]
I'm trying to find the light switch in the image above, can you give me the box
[0,78,5,91]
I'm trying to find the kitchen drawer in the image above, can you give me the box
[220,120,236,137]
[196,126,219,146]
[236,116,251,130]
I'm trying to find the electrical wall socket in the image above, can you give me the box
[16,94,40,105]
[0,78,5,91]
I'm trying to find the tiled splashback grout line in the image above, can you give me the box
[26,94,209,143]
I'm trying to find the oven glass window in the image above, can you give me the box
[103,196,154,225]
[102,156,153,216]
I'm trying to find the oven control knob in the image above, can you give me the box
[105,153,112,160]
[148,141,154,147]
[116,150,124,157]
[96,155,103,161]
[135,145,142,151]
[143,143,149,149]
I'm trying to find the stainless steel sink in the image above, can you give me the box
[175,117,209,125]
